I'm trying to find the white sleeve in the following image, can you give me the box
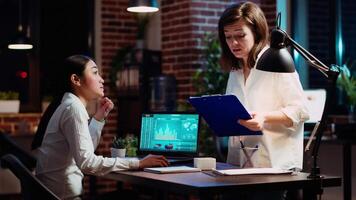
[88,118,104,149]
[61,107,139,176]
[277,72,310,131]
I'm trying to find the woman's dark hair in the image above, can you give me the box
[218,1,269,70]
[32,55,92,150]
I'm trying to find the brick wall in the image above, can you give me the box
[161,0,276,105]
[87,0,138,195]
[94,0,277,195]
[0,114,41,135]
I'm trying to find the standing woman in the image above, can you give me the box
[32,55,168,199]
[218,2,309,171]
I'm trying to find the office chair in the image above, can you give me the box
[0,154,60,200]
[0,132,36,170]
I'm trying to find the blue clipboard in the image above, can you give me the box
[188,95,262,137]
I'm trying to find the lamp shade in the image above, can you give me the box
[8,31,33,50]
[127,0,159,13]
[8,0,33,50]
[255,29,295,73]
[256,47,295,73]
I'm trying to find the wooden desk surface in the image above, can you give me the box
[102,163,341,196]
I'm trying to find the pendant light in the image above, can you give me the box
[8,0,33,50]
[127,0,159,13]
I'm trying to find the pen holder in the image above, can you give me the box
[239,146,258,168]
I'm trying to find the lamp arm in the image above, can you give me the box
[289,35,340,178]
[307,74,336,178]
[273,28,341,178]
[283,32,330,74]
[267,25,341,179]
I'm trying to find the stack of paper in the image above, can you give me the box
[212,168,292,176]
[144,166,201,174]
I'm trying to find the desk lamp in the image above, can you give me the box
[255,14,340,179]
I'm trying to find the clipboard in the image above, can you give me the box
[188,95,262,137]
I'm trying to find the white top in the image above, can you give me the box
[226,47,309,170]
[35,92,139,199]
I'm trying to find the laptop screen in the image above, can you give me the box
[139,113,200,156]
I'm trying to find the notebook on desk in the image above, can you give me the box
[138,112,200,164]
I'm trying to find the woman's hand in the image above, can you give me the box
[93,97,114,121]
[238,112,265,131]
[139,154,169,169]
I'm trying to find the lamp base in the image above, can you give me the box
[308,166,324,179]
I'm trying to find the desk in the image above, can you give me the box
[102,163,341,199]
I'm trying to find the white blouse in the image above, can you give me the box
[226,47,309,170]
[35,92,139,199]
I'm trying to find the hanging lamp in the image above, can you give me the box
[127,0,159,13]
[8,0,33,50]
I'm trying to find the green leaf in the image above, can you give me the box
[337,61,356,105]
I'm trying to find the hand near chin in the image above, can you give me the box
[94,97,114,121]
[139,154,169,169]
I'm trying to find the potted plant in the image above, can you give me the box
[192,33,229,158]
[0,91,20,113]
[337,60,356,121]
[111,137,127,158]
[125,134,138,157]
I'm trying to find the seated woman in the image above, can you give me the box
[32,55,168,199]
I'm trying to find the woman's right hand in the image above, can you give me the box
[238,112,266,131]
[139,154,169,169]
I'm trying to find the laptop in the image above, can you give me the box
[138,112,200,164]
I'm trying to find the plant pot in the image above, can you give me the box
[0,100,20,113]
[111,148,126,158]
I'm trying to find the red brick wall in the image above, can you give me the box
[94,0,276,195]
[0,114,41,135]
[161,0,276,105]
[88,0,138,195]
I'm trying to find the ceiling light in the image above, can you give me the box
[127,0,159,13]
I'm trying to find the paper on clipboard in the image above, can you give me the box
[188,94,262,137]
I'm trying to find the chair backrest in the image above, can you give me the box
[0,132,37,170]
[0,154,60,200]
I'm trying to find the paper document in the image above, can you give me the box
[212,168,292,176]
[144,166,201,174]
